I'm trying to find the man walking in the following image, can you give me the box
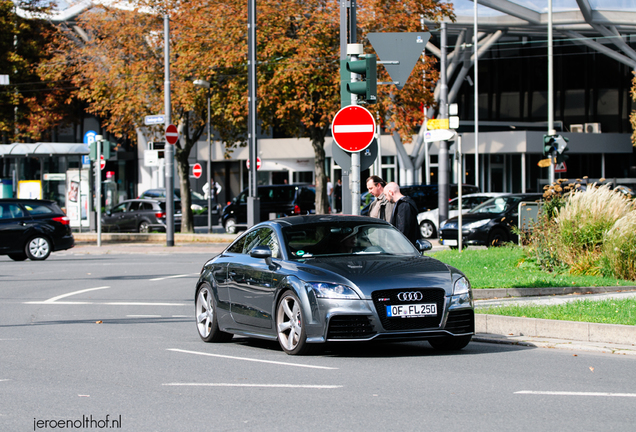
[385,182,420,245]
[366,176,394,222]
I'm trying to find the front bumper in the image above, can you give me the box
[306,292,475,343]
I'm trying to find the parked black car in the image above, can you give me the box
[222,184,315,234]
[101,199,182,233]
[0,199,74,261]
[439,193,543,247]
[362,183,480,215]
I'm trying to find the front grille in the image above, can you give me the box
[372,289,445,331]
[327,315,375,339]
[444,310,475,334]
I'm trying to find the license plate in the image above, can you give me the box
[386,303,437,318]
[442,239,458,246]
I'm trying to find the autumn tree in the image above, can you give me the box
[40,0,249,232]
[0,0,74,143]
[631,71,636,146]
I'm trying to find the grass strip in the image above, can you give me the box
[477,298,636,326]
[431,246,635,289]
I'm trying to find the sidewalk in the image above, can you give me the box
[66,235,636,356]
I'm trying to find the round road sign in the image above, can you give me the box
[100,155,106,171]
[165,124,179,145]
[192,163,203,178]
[331,105,376,152]
[246,157,261,170]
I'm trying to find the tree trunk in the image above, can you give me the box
[310,126,329,215]
[175,145,194,233]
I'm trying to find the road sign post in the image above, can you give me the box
[165,124,178,246]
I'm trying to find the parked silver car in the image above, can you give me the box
[417,193,507,239]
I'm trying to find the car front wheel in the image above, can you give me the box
[419,220,436,239]
[195,283,233,343]
[487,228,508,247]
[429,335,472,351]
[224,218,237,234]
[276,291,312,355]
[25,236,51,260]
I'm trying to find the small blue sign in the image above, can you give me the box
[82,155,91,165]
[84,130,97,145]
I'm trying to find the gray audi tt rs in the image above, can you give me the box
[194,215,474,355]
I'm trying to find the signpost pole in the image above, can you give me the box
[437,22,450,225]
[95,135,102,247]
[164,13,174,247]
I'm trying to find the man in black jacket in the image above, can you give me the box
[385,182,420,245]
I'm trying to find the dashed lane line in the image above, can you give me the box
[163,383,342,389]
[167,348,338,370]
[516,391,636,398]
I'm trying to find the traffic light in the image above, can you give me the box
[88,138,115,160]
[341,54,377,105]
[542,135,555,158]
[102,140,113,159]
[89,141,97,161]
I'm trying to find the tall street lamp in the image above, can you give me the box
[193,79,212,234]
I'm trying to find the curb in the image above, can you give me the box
[475,314,636,346]
[73,232,237,244]
[473,286,636,299]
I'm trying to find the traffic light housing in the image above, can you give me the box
[542,134,555,158]
[554,135,569,164]
[102,140,113,159]
[341,54,377,105]
[88,138,114,160]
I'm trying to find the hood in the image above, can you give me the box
[295,255,453,296]
[443,212,498,226]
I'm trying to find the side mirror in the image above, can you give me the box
[416,239,433,252]
[105,210,112,216]
[250,245,273,266]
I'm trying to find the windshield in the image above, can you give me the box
[469,196,521,214]
[282,222,417,259]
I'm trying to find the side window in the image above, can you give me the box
[227,234,247,254]
[238,192,247,204]
[142,202,154,211]
[240,228,281,259]
[0,203,25,219]
[111,203,127,214]
[129,202,141,212]
[449,200,459,211]
[23,203,54,216]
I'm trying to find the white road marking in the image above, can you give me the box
[26,301,186,306]
[150,273,197,281]
[25,286,110,304]
[168,348,338,370]
[163,383,341,389]
[126,315,162,318]
[516,391,636,398]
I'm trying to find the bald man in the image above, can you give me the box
[384,182,420,245]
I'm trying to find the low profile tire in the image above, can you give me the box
[25,236,51,261]
[429,335,472,351]
[138,221,150,233]
[9,253,28,261]
[419,220,436,239]
[224,218,237,234]
[487,228,508,247]
[276,291,312,355]
[195,284,233,343]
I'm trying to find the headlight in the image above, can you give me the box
[307,282,360,299]
[453,277,471,295]
[463,219,490,230]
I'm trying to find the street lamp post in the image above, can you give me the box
[193,79,212,234]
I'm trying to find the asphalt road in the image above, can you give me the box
[2,252,636,431]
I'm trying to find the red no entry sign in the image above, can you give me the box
[100,155,106,171]
[192,163,203,178]
[331,105,376,152]
[165,124,179,145]
[246,157,261,170]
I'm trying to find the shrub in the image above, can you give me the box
[601,212,636,280]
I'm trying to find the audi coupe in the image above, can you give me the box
[194,215,474,355]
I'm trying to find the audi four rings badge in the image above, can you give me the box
[397,292,423,301]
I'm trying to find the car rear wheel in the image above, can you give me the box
[25,236,51,261]
[224,218,237,234]
[195,284,233,343]
[9,253,28,261]
[276,291,312,355]
[429,335,472,351]
[419,220,436,239]
[138,221,150,233]
[487,228,508,247]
